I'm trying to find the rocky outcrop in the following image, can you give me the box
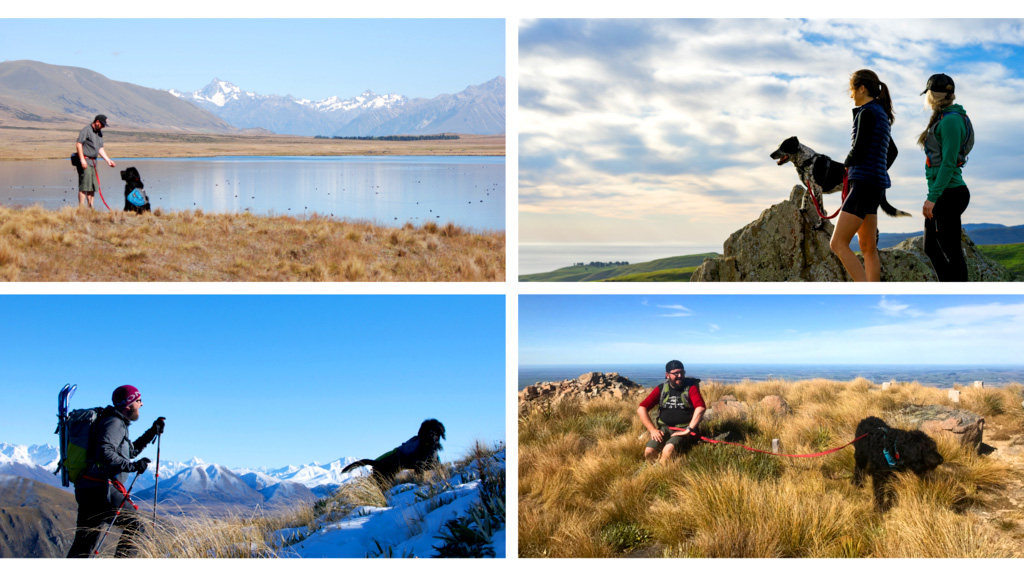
[708,395,750,421]
[900,405,985,451]
[691,186,1014,282]
[518,372,645,408]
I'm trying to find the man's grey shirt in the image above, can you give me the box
[77,124,103,158]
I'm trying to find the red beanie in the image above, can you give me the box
[113,385,141,408]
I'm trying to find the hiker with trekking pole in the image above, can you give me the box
[64,385,165,558]
[73,114,116,210]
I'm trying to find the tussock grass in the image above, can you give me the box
[519,378,1024,558]
[0,205,503,281]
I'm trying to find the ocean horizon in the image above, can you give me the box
[518,364,1024,391]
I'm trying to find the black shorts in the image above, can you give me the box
[841,180,883,219]
[645,426,700,453]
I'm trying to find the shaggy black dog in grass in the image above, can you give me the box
[341,419,446,484]
[853,416,944,511]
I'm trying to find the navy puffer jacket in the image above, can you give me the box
[845,99,894,188]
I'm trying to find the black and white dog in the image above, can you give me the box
[770,136,910,219]
[341,419,446,484]
[120,167,151,214]
[853,416,944,511]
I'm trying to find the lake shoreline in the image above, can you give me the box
[0,127,505,161]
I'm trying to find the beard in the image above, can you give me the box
[126,405,141,422]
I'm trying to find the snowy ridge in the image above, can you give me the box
[172,80,406,114]
[0,443,60,469]
[275,447,506,557]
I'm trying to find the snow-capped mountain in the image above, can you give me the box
[0,443,64,489]
[0,443,60,469]
[134,462,308,511]
[168,77,504,137]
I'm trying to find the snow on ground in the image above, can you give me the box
[277,448,505,558]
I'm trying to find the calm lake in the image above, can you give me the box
[1,156,505,231]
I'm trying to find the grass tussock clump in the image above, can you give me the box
[519,378,1024,558]
[0,205,504,281]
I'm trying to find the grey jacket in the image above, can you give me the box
[78,406,155,487]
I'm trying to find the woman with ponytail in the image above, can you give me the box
[829,69,898,282]
[919,73,973,281]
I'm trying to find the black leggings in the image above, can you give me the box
[924,185,970,282]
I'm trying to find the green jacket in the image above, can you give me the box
[924,104,970,202]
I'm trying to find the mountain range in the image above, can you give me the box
[0,443,358,509]
[169,76,506,137]
[0,60,504,137]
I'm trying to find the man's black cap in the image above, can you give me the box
[665,360,685,373]
[921,74,955,96]
[94,114,109,127]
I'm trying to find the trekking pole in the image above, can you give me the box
[152,418,164,527]
[92,472,141,558]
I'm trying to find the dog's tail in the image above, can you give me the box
[342,459,375,474]
[880,194,912,218]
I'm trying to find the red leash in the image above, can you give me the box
[668,427,868,458]
[804,171,849,221]
[90,155,114,212]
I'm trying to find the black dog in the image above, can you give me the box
[341,419,446,484]
[120,167,151,214]
[852,416,944,511]
[770,136,910,221]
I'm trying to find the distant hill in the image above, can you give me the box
[0,60,237,132]
[524,224,1024,281]
[0,475,76,558]
[520,253,716,282]
[854,224,1024,251]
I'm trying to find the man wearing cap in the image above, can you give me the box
[66,385,165,558]
[637,360,706,464]
[75,114,116,209]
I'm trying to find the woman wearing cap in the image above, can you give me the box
[829,69,898,282]
[919,73,973,281]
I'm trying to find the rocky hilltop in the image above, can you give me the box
[518,372,646,409]
[692,185,1015,282]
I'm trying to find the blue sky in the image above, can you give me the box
[0,19,505,99]
[520,19,1024,251]
[519,295,1024,366]
[0,296,505,469]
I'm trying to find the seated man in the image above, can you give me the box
[637,360,706,464]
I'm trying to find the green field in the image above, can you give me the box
[520,243,1024,282]
[519,253,716,282]
[978,243,1024,280]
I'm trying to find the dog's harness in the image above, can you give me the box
[877,427,902,468]
[804,170,849,220]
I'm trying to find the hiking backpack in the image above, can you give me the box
[925,111,975,168]
[54,384,104,487]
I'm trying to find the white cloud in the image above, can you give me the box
[520,18,1024,247]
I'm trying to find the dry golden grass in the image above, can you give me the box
[519,379,1024,558]
[0,205,503,281]
[0,127,505,160]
